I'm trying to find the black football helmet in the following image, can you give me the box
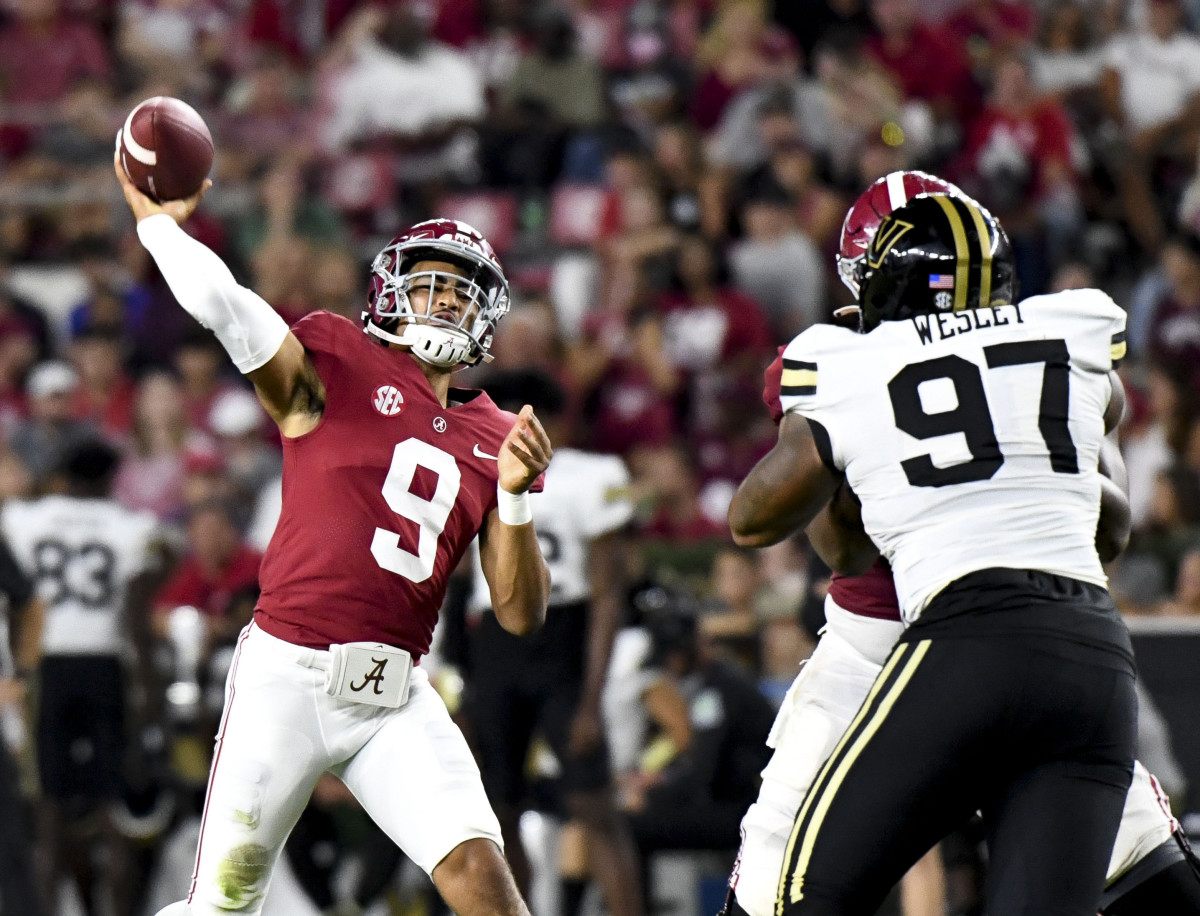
[856,193,1016,332]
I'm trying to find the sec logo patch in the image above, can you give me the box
[372,385,405,416]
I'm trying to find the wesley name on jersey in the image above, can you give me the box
[909,301,1025,344]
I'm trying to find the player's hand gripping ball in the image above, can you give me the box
[117,96,214,203]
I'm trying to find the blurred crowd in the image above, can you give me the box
[3,0,1200,913]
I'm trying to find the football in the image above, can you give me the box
[118,96,214,203]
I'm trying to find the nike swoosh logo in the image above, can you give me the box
[473,444,499,461]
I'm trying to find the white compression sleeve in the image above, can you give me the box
[136,214,290,374]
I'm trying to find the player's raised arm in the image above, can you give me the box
[113,151,324,435]
[479,405,553,636]
[728,413,842,550]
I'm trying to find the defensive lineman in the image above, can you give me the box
[730,191,1137,914]
[726,172,1200,916]
[114,149,553,916]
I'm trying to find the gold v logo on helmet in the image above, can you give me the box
[867,218,915,270]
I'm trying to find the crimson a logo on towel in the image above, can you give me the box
[372,385,405,417]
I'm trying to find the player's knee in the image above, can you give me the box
[435,838,529,916]
[438,836,503,879]
[434,836,517,897]
[206,842,271,911]
[153,902,193,916]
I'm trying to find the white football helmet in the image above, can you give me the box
[366,219,510,369]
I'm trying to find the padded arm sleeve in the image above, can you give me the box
[136,214,290,374]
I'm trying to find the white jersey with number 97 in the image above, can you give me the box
[779,288,1127,623]
[2,495,159,656]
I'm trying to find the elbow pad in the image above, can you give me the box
[136,214,290,374]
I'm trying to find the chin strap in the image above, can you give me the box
[363,318,491,368]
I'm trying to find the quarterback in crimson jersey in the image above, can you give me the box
[255,309,539,658]
[116,154,551,916]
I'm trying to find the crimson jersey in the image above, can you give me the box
[763,350,900,622]
[255,311,527,657]
[828,562,900,622]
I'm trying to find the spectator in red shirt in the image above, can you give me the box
[113,372,191,522]
[866,0,976,128]
[965,52,1078,205]
[0,0,112,107]
[239,0,309,62]
[69,324,136,442]
[575,308,681,456]
[659,235,773,368]
[633,442,728,543]
[657,234,773,435]
[1146,234,1200,399]
[691,0,780,131]
[962,51,1083,293]
[173,330,243,438]
[0,284,42,438]
[946,0,1037,72]
[153,499,263,645]
[0,0,111,159]
[569,255,681,455]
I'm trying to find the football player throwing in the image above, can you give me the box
[115,153,552,916]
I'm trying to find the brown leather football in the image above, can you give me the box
[118,96,214,203]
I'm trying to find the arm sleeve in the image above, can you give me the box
[137,214,291,373]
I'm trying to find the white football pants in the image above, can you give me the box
[732,598,1178,916]
[157,622,502,915]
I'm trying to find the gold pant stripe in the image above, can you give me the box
[784,640,932,906]
[774,641,915,915]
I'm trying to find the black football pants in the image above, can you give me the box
[0,739,41,916]
[777,632,1136,916]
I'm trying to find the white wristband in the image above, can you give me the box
[496,487,533,525]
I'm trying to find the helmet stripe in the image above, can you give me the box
[932,196,970,312]
[886,171,909,209]
[962,199,994,308]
